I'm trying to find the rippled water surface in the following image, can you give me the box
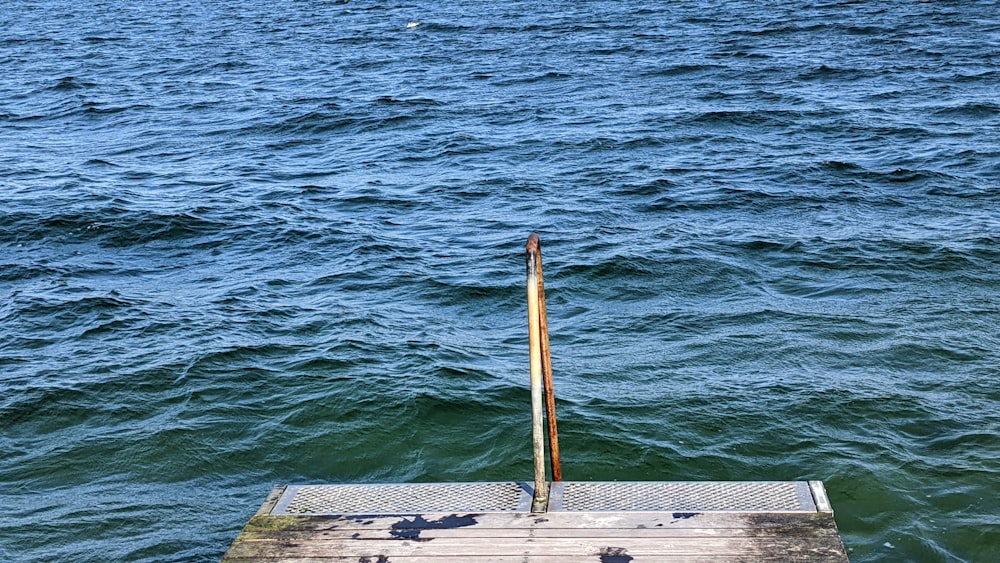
[2,1,999,561]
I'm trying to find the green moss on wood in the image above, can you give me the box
[237,515,315,539]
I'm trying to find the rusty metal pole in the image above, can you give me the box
[533,236,562,482]
[526,234,548,512]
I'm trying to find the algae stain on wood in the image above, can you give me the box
[222,515,313,562]
[241,515,315,537]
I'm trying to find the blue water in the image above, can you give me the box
[2,1,999,561]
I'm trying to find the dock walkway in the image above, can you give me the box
[222,481,848,562]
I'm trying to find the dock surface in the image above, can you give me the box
[222,481,848,562]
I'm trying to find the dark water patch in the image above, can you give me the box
[52,76,95,90]
[1,37,62,47]
[495,71,573,86]
[588,45,637,57]
[373,95,444,107]
[0,263,67,283]
[641,64,721,77]
[10,292,145,324]
[932,101,1000,119]
[81,101,136,116]
[740,22,832,38]
[83,158,119,166]
[842,24,893,36]
[925,430,1000,454]
[732,235,995,277]
[816,161,960,192]
[798,64,875,82]
[82,36,128,43]
[405,21,475,34]
[884,168,945,184]
[683,109,805,128]
[241,110,356,137]
[821,160,865,173]
[6,209,231,247]
[951,69,1000,83]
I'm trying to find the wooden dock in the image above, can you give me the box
[222,481,848,562]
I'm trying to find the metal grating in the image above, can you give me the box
[550,481,817,512]
[272,482,532,515]
[270,481,818,515]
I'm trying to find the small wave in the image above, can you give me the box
[953,69,1000,83]
[932,101,1000,119]
[82,102,133,115]
[884,167,950,184]
[373,95,443,106]
[0,263,65,282]
[1,37,60,47]
[819,160,955,188]
[3,208,230,247]
[248,109,358,136]
[843,24,892,36]
[820,160,865,173]
[406,22,474,33]
[51,76,94,91]
[797,64,872,81]
[588,45,636,56]
[618,178,678,197]
[786,236,988,276]
[641,64,721,77]
[82,36,127,43]
[494,71,572,86]
[683,109,804,127]
[19,294,143,317]
[83,158,118,166]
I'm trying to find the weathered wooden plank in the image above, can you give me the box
[809,481,833,512]
[261,525,840,540]
[236,510,838,531]
[224,535,848,558]
[224,557,847,563]
[233,515,840,541]
[254,485,286,516]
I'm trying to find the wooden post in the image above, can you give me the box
[526,234,548,511]
[533,236,562,482]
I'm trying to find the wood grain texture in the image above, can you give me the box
[223,510,849,561]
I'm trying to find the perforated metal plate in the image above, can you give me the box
[272,482,533,515]
[270,481,818,515]
[549,481,817,512]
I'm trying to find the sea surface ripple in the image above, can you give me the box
[2,1,999,561]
